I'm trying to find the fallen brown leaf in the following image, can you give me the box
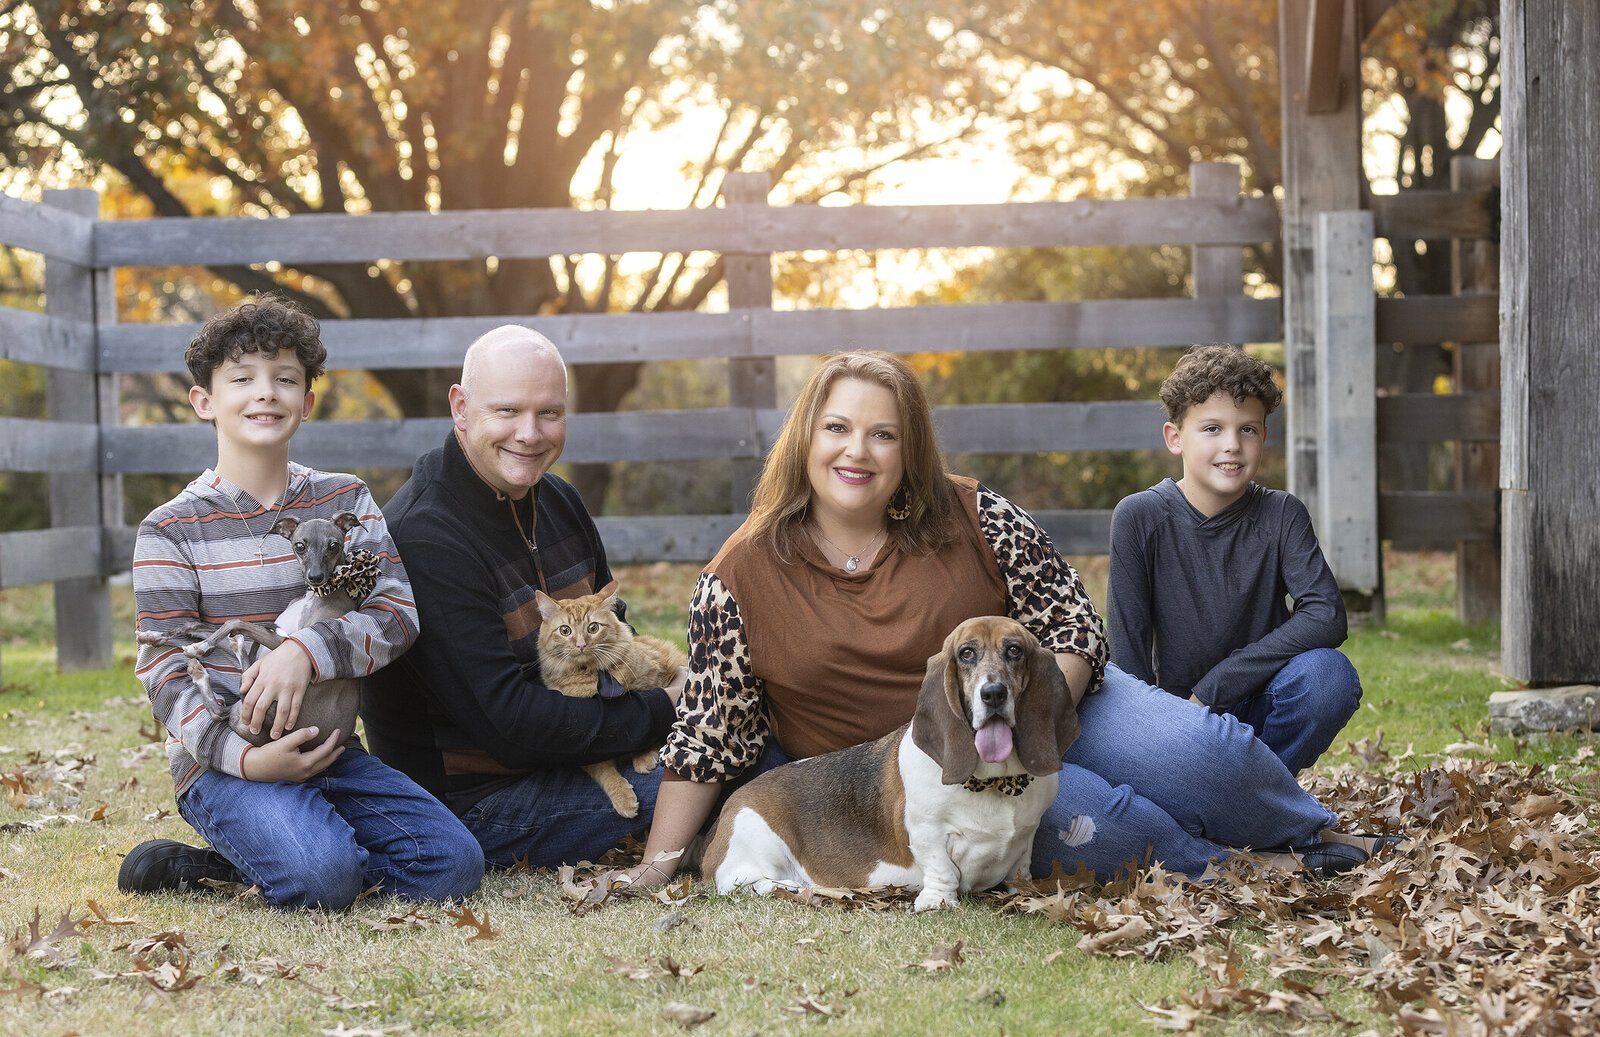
[661,1000,715,1027]
[82,900,137,927]
[905,940,966,973]
[445,905,499,942]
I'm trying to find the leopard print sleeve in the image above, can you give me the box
[660,571,770,782]
[976,484,1109,694]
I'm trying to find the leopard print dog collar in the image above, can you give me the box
[311,549,378,602]
[961,773,1034,796]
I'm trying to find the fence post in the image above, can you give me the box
[1313,211,1379,602]
[724,171,775,512]
[1277,0,1365,530]
[1190,162,1243,299]
[1499,0,1600,684]
[43,188,113,671]
[1450,156,1500,624]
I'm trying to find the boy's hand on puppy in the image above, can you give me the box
[240,641,315,739]
[240,725,344,782]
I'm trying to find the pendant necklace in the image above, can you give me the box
[227,484,286,565]
[812,526,887,573]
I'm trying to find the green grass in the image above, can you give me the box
[0,553,1593,1035]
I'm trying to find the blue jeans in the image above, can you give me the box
[179,747,484,910]
[1031,664,1338,881]
[463,745,799,870]
[462,763,663,869]
[1226,649,1362,774]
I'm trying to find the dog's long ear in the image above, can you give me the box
[267,516,299,540]
[1014,642,1081,776]
[911,630,981,785]
[332,511,363,533]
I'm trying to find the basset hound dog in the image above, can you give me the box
[700,616,1080,912]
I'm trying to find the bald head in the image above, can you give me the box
[459,325,567,398]
[449,325,570,499]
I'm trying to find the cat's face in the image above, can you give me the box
[535,584,623,662]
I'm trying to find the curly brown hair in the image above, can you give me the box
[747,351,958,560]
[185,294,327,390]
[1158,345,1283,425]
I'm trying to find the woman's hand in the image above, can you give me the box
[663,666,689,708]
[627,777,724,887]
[619,857,680,889]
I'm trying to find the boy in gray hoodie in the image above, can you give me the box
[1108,345,1361,773]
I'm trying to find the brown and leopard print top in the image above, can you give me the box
[661,476,1107,784]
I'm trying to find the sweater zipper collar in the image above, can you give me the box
[509,487,547,592]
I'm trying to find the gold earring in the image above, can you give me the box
[887,485,912,522]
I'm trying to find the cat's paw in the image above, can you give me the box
[609,789,640,818]
[631,749,659,774]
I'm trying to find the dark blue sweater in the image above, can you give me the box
[1107,479,1346,710]
[361,431,675,811]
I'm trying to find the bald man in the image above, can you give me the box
[362,326,686,869]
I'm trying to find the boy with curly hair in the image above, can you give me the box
[1107,344,1361,773]
[118,295,482,908]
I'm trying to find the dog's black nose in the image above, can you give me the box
[979,680,1008,708]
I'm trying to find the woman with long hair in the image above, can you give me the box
[633,351,1378,885]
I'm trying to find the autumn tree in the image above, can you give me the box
[2,0,1500,514]
[4,0,983,504]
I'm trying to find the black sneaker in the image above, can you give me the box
[1292,840,1369,877]
[117,839,241,893]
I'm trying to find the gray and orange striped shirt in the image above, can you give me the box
[133,463,419,796]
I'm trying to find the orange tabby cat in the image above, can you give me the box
[535,580,687,818]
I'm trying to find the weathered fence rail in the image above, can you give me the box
[0,162,1501,677]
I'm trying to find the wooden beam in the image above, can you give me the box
[1314,210,1378,591]
[97,402,1286,475]
[1379,491,1497,549]
[0,192,95,263]
[1499,0,1600,683]
[1361,0,1399,37]
[1451,156,1502,624]
[1375,392,1499,443]
[1375,293,1498,344]
[99,296,1282,374]
[1191,162,1244,297]
[1279,0,1365,526]
[41,189,112,672]
[98,510,1121,571]
[0,417,99,471]
[1305,0,1350,114]
[724,171,775,514]
[0,308,97,371]
[1370,188,1498,242]
[0,527,107,589]
[90,195,1280,267]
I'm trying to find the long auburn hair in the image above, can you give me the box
[746,352,958,560]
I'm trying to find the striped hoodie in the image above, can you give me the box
[133,463,419,797]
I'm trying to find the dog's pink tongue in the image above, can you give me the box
[974,718,1014,763]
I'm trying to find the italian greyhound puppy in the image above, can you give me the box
[138,512,375,748]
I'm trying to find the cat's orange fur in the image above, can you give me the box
[535,580,686,818]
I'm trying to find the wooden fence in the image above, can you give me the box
[0,162,1498,677]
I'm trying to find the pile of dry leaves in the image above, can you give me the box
[995,739,1600,1035]
[546,737,1598,1034]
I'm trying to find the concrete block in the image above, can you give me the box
[1489,685,1600,734]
